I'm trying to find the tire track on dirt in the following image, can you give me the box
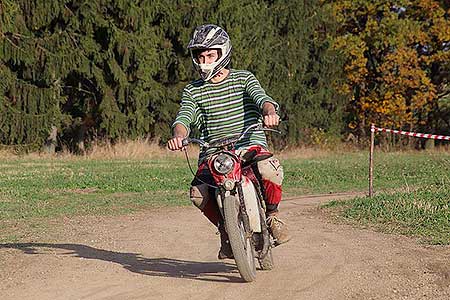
[0,193,449,300]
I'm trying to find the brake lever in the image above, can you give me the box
[182,137,209,148]
[181,138,190,147]
[262,128,281,134]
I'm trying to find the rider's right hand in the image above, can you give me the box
[167,136,185,151]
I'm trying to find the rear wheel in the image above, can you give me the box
[223,195,257,282]
[255,189,275,271]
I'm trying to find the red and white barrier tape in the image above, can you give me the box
[371,124,450,141]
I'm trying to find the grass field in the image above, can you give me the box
[324,185,450,245]
[0,149,449,243]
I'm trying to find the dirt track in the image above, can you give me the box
[1,193,449,300]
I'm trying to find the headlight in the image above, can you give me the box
[213,153,235,174]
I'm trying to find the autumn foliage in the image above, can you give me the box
[328,0,450,136]
[0,1,449,152]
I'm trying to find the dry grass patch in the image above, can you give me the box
[0,140,358,160]
[87,139,182,159]
[0,140,197,160]
[277,147,337,159]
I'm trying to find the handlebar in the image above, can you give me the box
[181,123,281,149]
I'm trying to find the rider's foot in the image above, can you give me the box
[266,213,291,246]
[218,239,233,260]
[218,226,234,259]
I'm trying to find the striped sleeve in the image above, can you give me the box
[171,87,196,135]
[244,72,279,112]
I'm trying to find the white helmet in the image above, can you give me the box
[187,24,232,82]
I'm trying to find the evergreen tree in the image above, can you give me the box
[263,0,346,146]
[0,0,345,152]
[0,0,64,150]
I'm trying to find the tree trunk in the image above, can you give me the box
[43,126,57,154]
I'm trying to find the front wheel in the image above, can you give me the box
[223,195,257,282]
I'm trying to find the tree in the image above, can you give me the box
[0,0,64,150]
[328,0,450,139]
[1,0,345,151]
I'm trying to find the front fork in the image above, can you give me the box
[216,182,251,237]
[216,181,271,259]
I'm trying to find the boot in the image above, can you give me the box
[266,213,291,246]
[217,224,233,260]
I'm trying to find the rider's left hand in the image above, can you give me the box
[263,113,280,128]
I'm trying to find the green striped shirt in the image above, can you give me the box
[173,69,278,158]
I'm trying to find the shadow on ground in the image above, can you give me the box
[0,243,242,283]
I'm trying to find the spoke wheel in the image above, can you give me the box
[223,195,256,282]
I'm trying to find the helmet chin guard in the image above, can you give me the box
[187,24,232,81]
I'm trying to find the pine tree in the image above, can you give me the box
[263,0,346,146]
[0,0,346,152]
[0,0,65,151]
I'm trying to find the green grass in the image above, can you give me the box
[0,150,449,243]
[0,158,192,221]
[305,151,450,245]
[283,150,450,194]
[324,185,450,245]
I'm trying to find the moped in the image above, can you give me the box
[182,123,279,282]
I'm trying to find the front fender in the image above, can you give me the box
[240,176,262,233]
[215,179,262,233]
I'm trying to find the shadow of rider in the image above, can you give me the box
[0,243,243,283]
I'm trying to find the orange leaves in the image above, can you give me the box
[328,0,446,131]
[430,17,450,42]
[366,45,436,128]
[381,47,422,88]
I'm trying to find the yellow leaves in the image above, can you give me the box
[414,0,445,18]
[367,45,436,127]
[330,0,448,130]
[348,121,357,129]
[430,18,450,42]
[428,51,450,65]
[332,34,368,86]
[381,46,432,92]
[337,83,352,95]
[407,28,429,46]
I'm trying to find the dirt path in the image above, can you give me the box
[1,193,449,300]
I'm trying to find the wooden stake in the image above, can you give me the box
[369,124,375,197]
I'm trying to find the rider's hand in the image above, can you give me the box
[168,124,188,151]
[262,102,280,128]
[167,136,185,151]
[263,113,280,128]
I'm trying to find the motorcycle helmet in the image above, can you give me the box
[187,24,232,81]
